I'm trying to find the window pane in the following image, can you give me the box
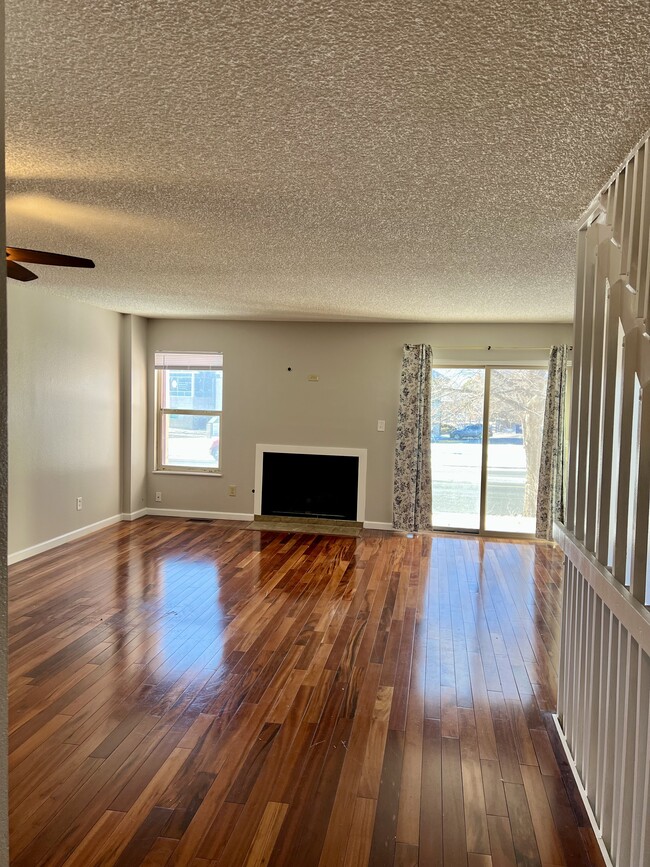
[431,368,485,530]
[161,369,222,411]
[161,414,220,470]
[485,368,547,533]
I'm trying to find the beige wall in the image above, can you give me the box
[121,314,148,515]
[5,311,574,557]
[130,316,148,513]
[147,320,573,525]
[8,285,123,555]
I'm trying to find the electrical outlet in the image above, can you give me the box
[76,497,83,511]
[377,419,386,431]
[155,491,162,502]
[228,485,237,497]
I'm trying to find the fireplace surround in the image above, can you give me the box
[254,444,367,523]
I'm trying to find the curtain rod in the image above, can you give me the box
[429,345,573,351]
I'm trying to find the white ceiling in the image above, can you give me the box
[6,0,650,322]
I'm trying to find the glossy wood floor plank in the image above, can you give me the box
[9,519,607,866]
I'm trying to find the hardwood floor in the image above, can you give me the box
[9,518,606,866]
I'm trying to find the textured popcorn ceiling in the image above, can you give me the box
[6,1,650,322]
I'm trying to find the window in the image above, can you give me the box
[155,351,223,472]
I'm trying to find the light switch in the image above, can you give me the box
[377,419,386,431]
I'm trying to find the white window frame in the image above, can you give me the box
[154,351,223,475]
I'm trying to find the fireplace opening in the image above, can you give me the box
[261,451,359,521]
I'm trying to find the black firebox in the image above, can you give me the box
[261,452,359,521]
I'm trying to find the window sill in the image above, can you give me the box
[153,470,223,477]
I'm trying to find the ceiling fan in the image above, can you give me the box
[6,246,95,281]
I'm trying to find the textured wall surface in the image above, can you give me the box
[4,1,650,322]
[147,318,573,523]
[7,286,123,555]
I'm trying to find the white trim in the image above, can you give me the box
[7,509,395,566]
[147,508,254,521]
[581,125,650,226]
[7,514,123,565]
[122,508,148,521]
[554,522,650,654]
[154,350,223,370]
[152,470,223,477]
[254,444,368,522]
[551,714,614,867]
[363,521,396,531]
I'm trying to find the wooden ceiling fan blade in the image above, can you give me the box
[7,260,38,281]
[6,247,95,269]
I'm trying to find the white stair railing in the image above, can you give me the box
[556,130,650,867]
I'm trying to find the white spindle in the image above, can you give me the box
[596,285,621,565]
[630,650,650,867]
[620,163,635,274]
[594,597,612,824]
[614,632,638,867]
[631,387,650,604]
[624,148,644,291]
[581,584,598,791]
[575,223,599,541]
[573,573,587,772]
[567,228,588,534]
[613,165,626,246]
[613,330,639,585]
[599,613,619,851]
[557,557,571,721]
[633,144,650,318]
[585,593,602,793]
[585,235,609,553]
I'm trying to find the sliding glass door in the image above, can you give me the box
[484,368,547,533]
[431,366,548,534]
[430,368,485,530]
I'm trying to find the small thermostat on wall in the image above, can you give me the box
[307,374,319,382]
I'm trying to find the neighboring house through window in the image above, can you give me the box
[154,351,223,472]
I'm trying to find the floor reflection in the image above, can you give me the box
[9,520,574,865]
[154,555,226,679]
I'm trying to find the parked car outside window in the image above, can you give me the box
[449,423,483,440]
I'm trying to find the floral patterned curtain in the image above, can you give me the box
[393,344,433,531]
[536,344,569,539]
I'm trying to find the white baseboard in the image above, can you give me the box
[10,508,382,565]
[122,508,148,521]
[146,508,254,522]
[8,514,124,565]
[551,714,614,867]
